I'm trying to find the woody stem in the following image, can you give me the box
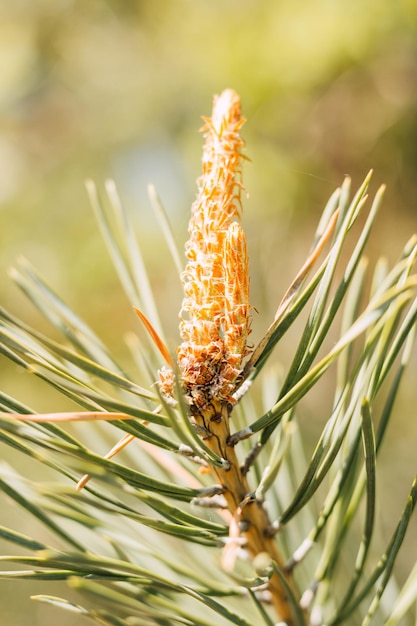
[193,400,300,625]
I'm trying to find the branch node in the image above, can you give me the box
[227,426,253,446]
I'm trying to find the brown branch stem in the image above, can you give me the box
[193,399,300,625]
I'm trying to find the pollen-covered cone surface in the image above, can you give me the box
[177,89,251,407]
[163,90,299,625]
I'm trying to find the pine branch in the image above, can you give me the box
[0,89,416,626]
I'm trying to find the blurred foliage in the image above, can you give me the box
[1,1,416,624]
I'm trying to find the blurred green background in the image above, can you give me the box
[1,1,416,624]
